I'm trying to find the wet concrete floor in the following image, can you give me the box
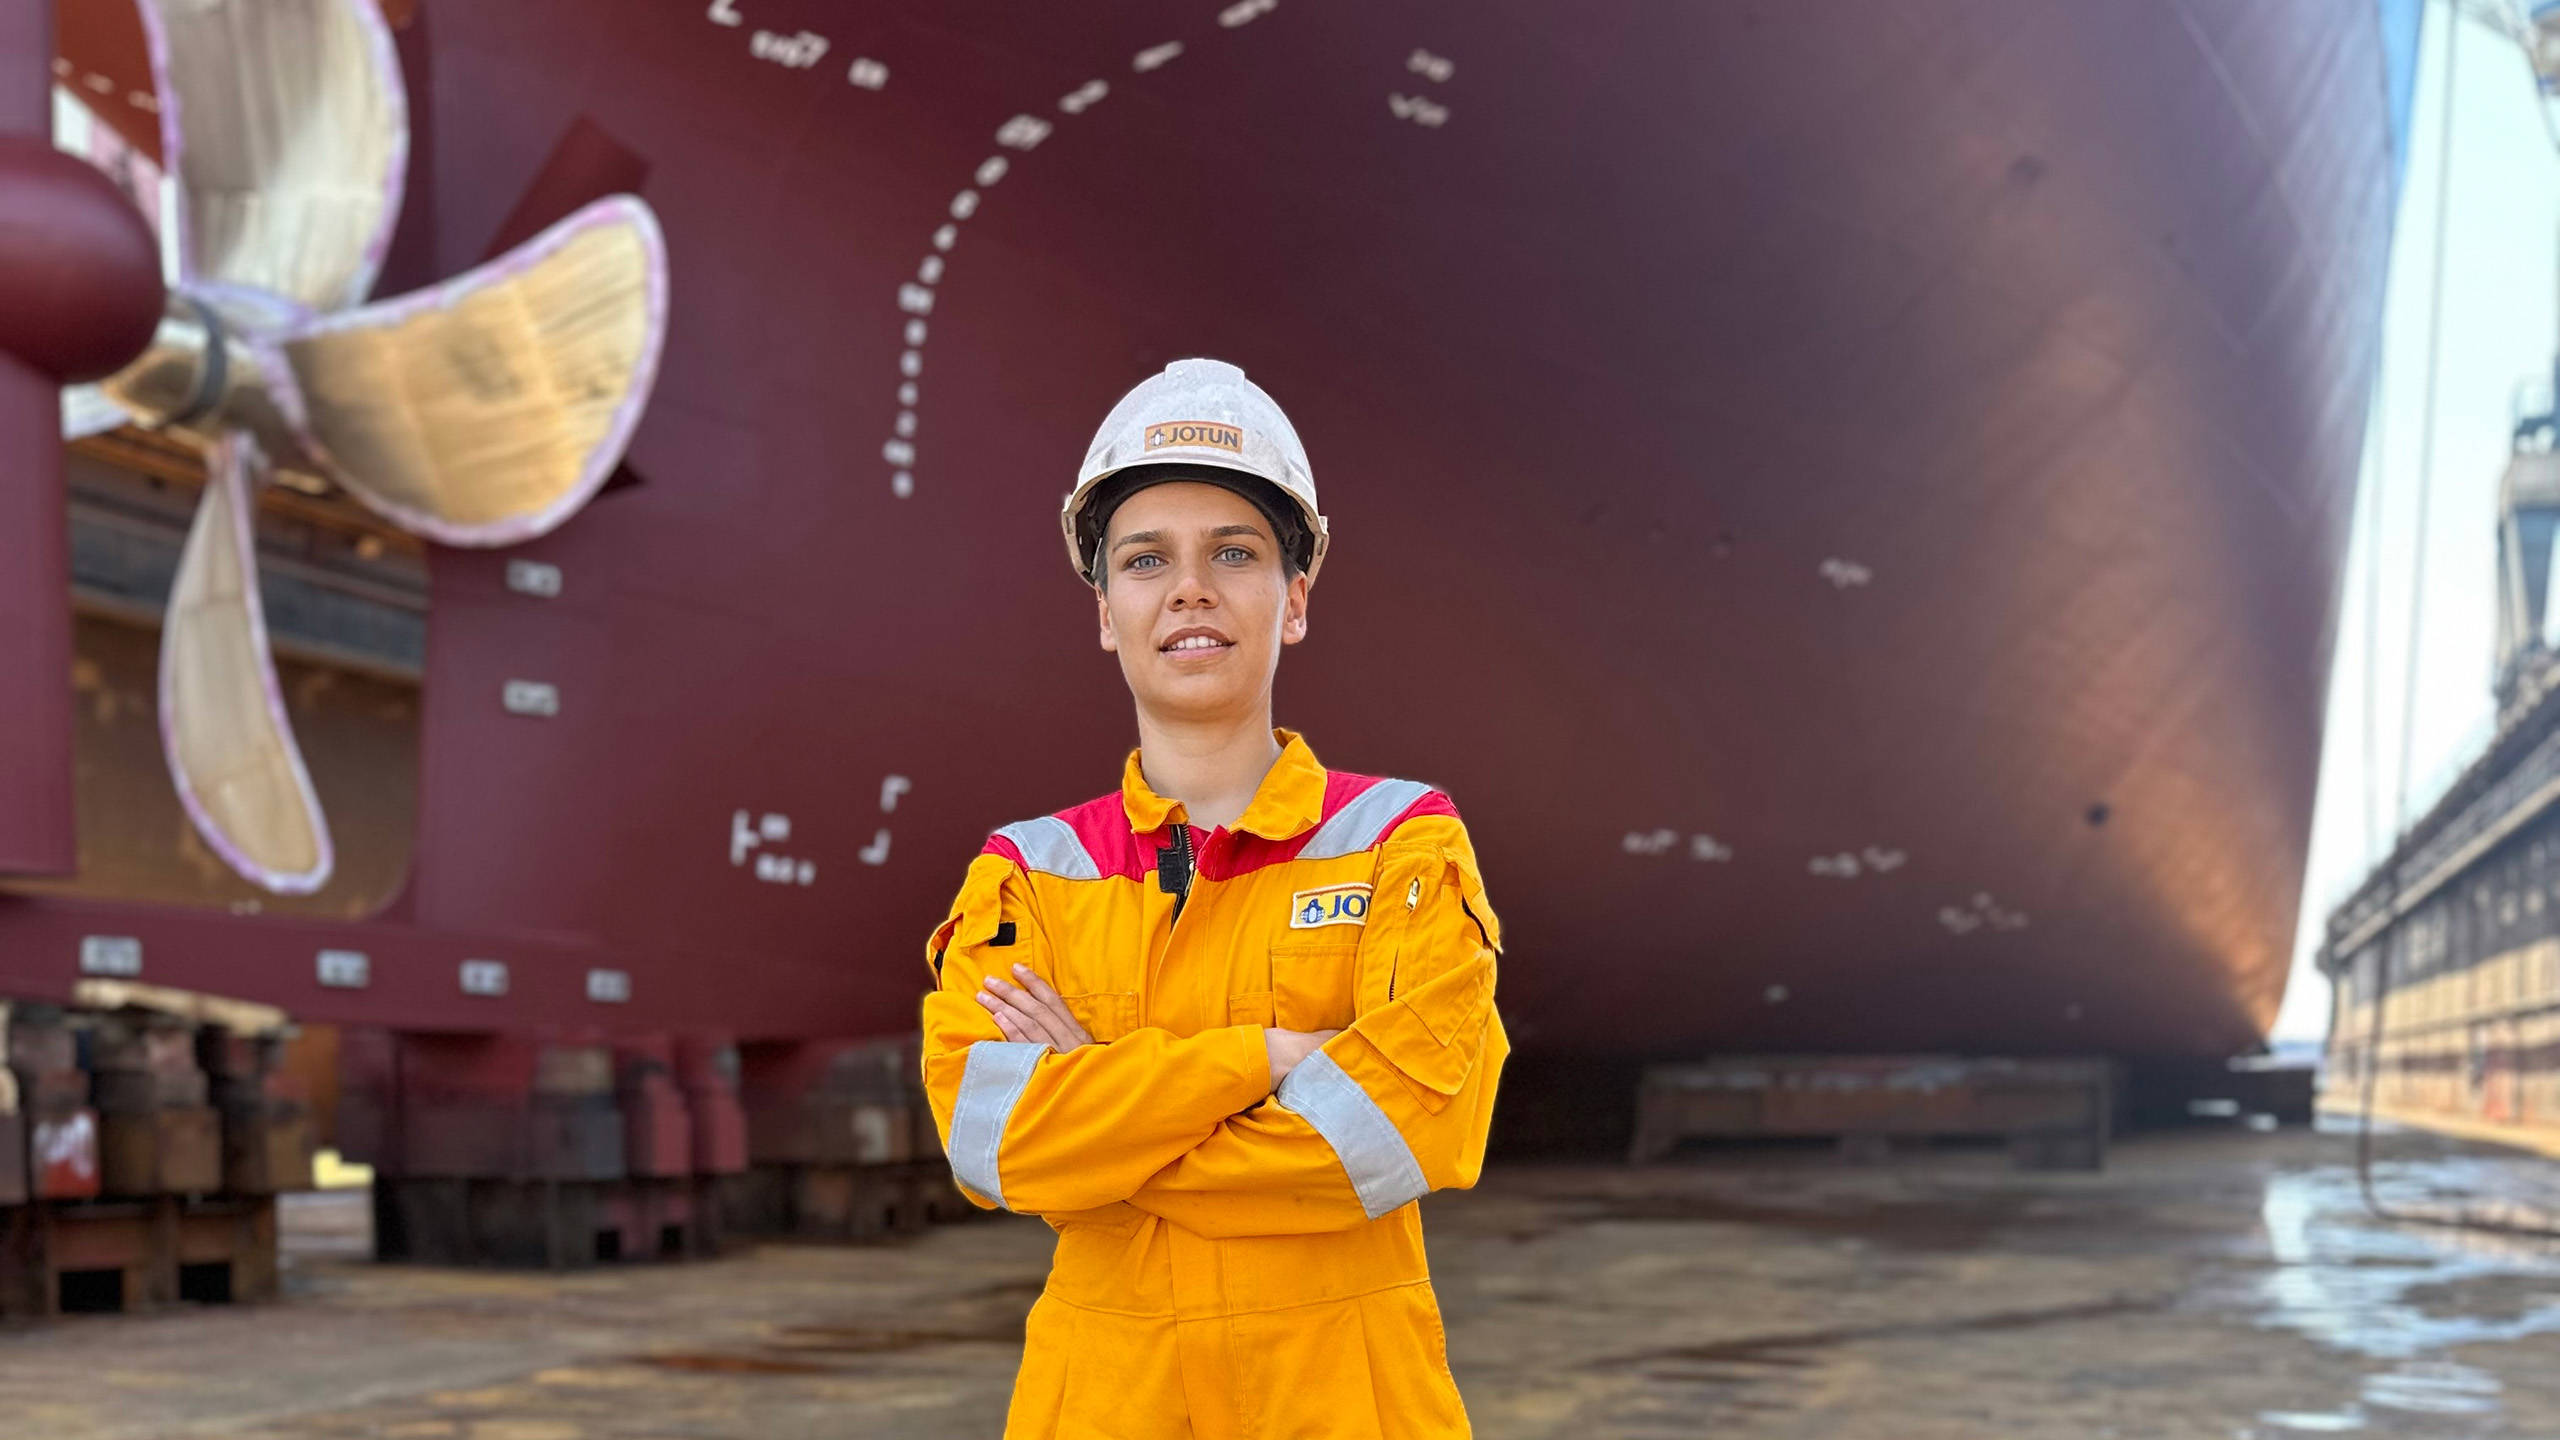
[0,1122,2554,1438]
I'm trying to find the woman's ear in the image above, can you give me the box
[1279,570,1310,646]
[1097,582,1120,653]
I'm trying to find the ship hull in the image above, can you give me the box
[3,0,2411,1068]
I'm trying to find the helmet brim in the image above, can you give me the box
[1065,460,1327,585]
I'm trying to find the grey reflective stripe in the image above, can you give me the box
[994,816,1100,879]
[1276,1049,1430,1219]
[948,1040,1046,1209]
[1299,778,1434,860]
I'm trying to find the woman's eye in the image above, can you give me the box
[1217,546,1253,563]
[1126,554,1163,572]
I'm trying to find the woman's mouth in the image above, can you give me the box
[1159,629,1235,655]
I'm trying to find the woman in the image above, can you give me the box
[921,357,1507,1439]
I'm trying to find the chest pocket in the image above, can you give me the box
[1061,991,1138,1042]
[1044,886,1145,1041]
[1270,941,1358,1032]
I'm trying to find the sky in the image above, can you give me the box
[2273,3,2560,1041]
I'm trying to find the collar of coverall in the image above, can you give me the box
[1120,727,1328,841]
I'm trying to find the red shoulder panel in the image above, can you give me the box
[1193,774,1457,882]
[1058,792,1151,882]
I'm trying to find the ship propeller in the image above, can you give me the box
[56,0,668,894]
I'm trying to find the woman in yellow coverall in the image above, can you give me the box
[921,358,1507,1438]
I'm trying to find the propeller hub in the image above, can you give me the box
[99,292,308,463]
[103,294,233,429]
[0,137,165,383]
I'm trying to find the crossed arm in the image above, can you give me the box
[920,822,1508,1236]
[973,961,1339,1096]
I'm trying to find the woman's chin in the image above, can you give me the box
[1134,675,1267,726]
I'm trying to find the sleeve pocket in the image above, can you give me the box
[1363,848,1493,1015]
[1354,847,1437,1015]
[1349,843,1498,1108]
[1397,956,1494,1064]
[1453,849,1502,954]
[932,860,1018,988]
[927,913,964,982]
[1355,971,1490,1107]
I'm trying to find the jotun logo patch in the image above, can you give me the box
[1289,883,1372,929]
[1146,420,1244,454]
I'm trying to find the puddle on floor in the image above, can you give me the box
[2240,1153,2560,1433]
[2254,1165,2560,1358]
[2359,1360,2502,1417]
[2255,1405,2367,1432]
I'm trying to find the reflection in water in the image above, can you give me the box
[2248,1155,2560,1433]
[2360,1361,2502,1416]
[2256,1408,2366,1433]
[2256,1163,2560,1356]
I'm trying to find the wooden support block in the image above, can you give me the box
[221,1105,313,1194]
[0,1111,27,1206]
[790,1165,857,1237]
[99,1108,222,1196]
[726,1159,974,1242]
[620,1082,693,1179]
[590,1176,721,1262]
[688,1087,748,1175]
[722,1166,791,1237]
[17,1069,91,1113]
[910,1097,944,1161]
[89,1015,201,1081]
[6,1013,75,1074]
[1632,1057,2114,1170]
[375,1177,623,1268]
[528,1098,626,1183]
[913,1163,978,1225]
[0,1206,41,1316]
[94,1068,211,1113]
[771,1162,940,1242]
[689,1175,733,1258]
[0,1193,278,1316]
[41,1199,166,1312]
[372,1177,470,1264]
[196,1029,284,1079]
[174,1199,276,1301]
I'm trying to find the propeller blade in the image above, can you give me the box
[160,433,334,894]
[280,195,668,546]
[475,115,660,501]
[138,0,405,311]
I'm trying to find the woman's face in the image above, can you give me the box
[1095,480,1309,727]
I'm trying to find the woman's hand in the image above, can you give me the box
[1265,1028,1341,1090]
[978,964,1096,1050]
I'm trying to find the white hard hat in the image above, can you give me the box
[1063,357,1329,584]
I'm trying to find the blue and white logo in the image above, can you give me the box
[1288,883,1372,930]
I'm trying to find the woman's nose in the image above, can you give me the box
[1169,567,1215,608]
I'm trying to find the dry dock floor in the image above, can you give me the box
[1,1123,2555,1438]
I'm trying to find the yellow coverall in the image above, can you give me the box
[921,730,1507,1439]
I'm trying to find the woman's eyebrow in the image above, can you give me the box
[1110,529,1165,555]
[1205,523,1267,541]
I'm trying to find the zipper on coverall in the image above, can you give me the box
[1393,875,1422,1000]
[1141,824,1199,1024]
[1163,824,1195,920]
